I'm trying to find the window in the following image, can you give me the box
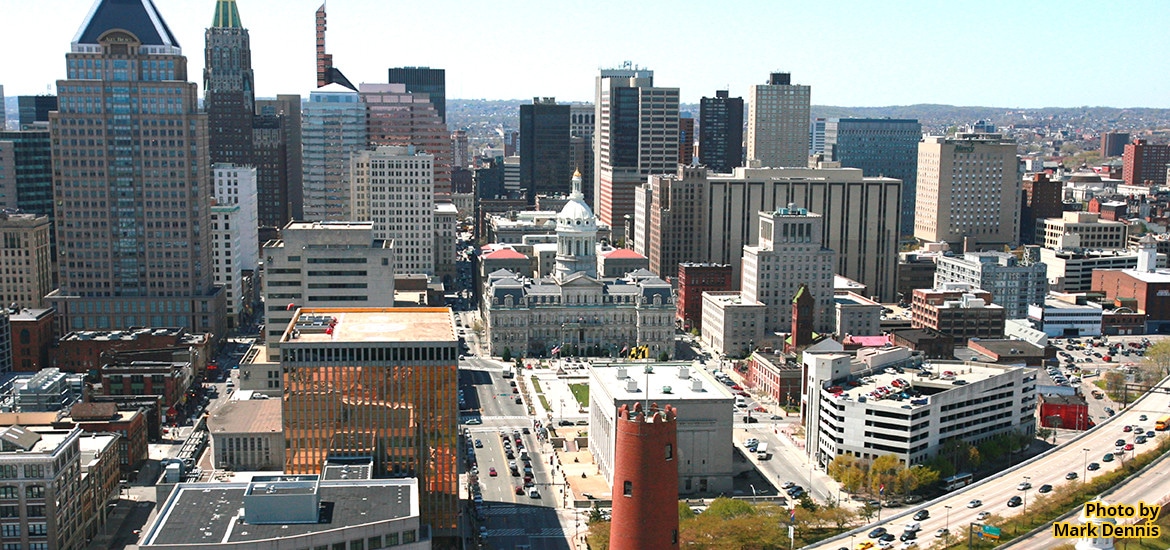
[350,541,364,550]
[0,467,13,480]
[0,487,16,499]
[665,444,673,460]
[368,536,383,549]
[25,485,44,499]
[27,523,45,536]
[0,524,18,537]
[22,465,43,479]
[0,506,16,518]
[403,530,417,543]
[25,505,44,518]
[623,481,632,496]
[385,532,399,546]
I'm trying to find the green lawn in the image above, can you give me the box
[530,377,543,395]
[570,383,590,408]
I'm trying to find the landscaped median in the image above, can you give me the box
[938,435,1170,549]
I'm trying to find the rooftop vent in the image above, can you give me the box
[662,386,672,394]
[692,378,703,392]
[678,367,690,379]
[616,367,627,379]
[626,378,638,393]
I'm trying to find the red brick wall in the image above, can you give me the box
[611,403,679,550]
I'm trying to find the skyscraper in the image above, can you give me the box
[388,67,446,123]
[741,206,836,334]
[16,96,58,128]
[747,72,811,168]
[824,118,922,236]
[915,132,1020,251]
[519,97,571,203]
[350,146,435,275]
[315,3,355,90]
[594,64,679,242]
[204,0,254,166]
[253,94,303,229]
[301,85,366,221]
[678,116,695,165]
[360,83,451,195]
[46,0,225,336]
[698,90,744,174]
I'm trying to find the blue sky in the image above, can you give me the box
[3,0,1167,108]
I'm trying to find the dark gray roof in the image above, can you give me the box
[147,482,413,546]
[0,426,42,452]
[74,0,180,47]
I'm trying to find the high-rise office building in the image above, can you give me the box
[253,94,303,230]
[1100,132,1129,158]
[825,118,922,236]
[204,0,254,166]
[633,165,901,301]
[747,72,811,168]
[261,222,395,346]
[741,206,836,334]
[16,96,57,128]
[212,164,259,330]
[1123,139,1170,187]
[451,129,469,169]
[388,66,446,124]
[698,90,744,174]
[314,3,355,90]
[0,129,53,216]
[570,103,595,206]
[301,85,366,221]
[0,212,52,309]
[634,166,708,279]
[595,64,679,241]
[360,83,451,195]
[809,117,826,156]
[935,251,1047,320]
[1020,172,1063,245]
[278,307,458,536]
[351,146,435,275]
[519,97,571,203]
[46,0,226,337]
[914,132,1020,251]
[678,116,695,165]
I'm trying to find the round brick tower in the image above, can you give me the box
[610,402,679,550]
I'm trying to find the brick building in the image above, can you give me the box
[745,353,803,410]
[51,327,210,376]
[1039,394,1091,430]
[911,284,1005,343]
[10,307,54,372]
[1123,139,1170,186]
[58,402,149,472]
[98,360,194,422]
[676,263,733,331]
[1092,236,1170,333]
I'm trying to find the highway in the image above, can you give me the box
[807,374,1170,550]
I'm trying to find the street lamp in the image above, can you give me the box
[1082,448,1091,484]
[944,505,951,532]
[1022,476,1030,514]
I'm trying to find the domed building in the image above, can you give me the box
[482,172,675,358]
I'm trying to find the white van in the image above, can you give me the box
[735,396,746,408]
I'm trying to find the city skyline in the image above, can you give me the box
[2,0,1168,109]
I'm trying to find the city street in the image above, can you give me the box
[462,359,570,550]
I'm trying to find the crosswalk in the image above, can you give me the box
[484,527,567,537]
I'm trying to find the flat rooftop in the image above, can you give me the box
[144,480,415,546]
[207,398,282,434]
[590,362,735,402]
[828,361,1019,411]
[282,308,456,344]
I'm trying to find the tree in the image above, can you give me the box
[658,351,671,361]
[679,501,696,520]
[1103,370,1125,395]
[1036,427,1055,444]
[1144,340,1170,378]
[967,446,982,469]
[502,347,512,362]
[869,454,902,496]
[799,493,817,511]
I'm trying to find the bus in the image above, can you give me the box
[942,473,974,492]
[1156,415,1170,431]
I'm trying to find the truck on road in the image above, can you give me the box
[756,442,769,460]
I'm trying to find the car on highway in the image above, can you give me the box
[528,488,540,499]
[488,467,497,477]
[463,418,482,425]
[782,481,796,490]
[1140,414,1148,421]
[868,527,887,539]
[899,530,917,542]
[902,522,920,533]
[770,414,785,420]
[1007,496,1022,507]
[913,510,930,521]
[1103,453,1114,462]
[976,511,990,521]
[967,499,982,508]
[934,528,949,538]
[514,486,524,495]
[855,542,874,550]
[1136,435,1148,444]
[1116,438,1127,447]
[1087,462,1100,471]
[474,439,482,448]
[514,397,523,404]
[1066,472,1078,480]
[1038,484,1053,494]
[1125,443,1135,451]
[1017,481,1031,491]
[1124,425,1133,432]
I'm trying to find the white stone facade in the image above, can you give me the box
[212,164,259,330]
[350,146,435,275]
[741,206,836,334]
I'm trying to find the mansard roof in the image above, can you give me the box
[74,0,180,48]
